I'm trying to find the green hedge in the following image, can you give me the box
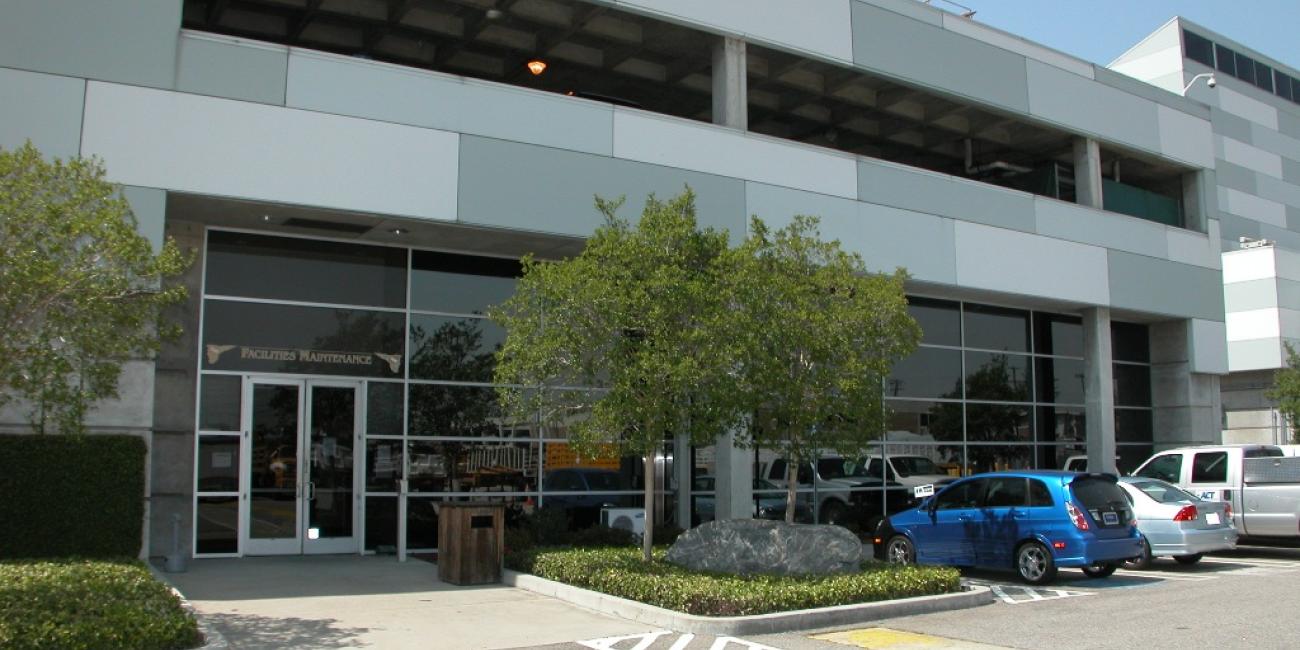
[508,546,961,616]
[0,434,146,558]
[0,559,202,650]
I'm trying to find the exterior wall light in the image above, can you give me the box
[526,59,547,75]
[1182,73,1217,94]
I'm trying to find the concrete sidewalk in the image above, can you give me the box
[160,556,652,650]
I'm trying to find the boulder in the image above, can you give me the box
[664,519,863,576]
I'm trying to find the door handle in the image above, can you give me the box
[307,481,316,501]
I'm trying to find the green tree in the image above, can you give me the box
[1266,342,1300,444]
[0,142,191,434]
[730,216,921,523]
[490,190,746,561]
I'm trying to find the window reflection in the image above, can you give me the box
[408,315,505,382]
[410,250,520,315]
[888,347,962,399]
[1035,357,1085,405]
[963,304,1029,352]
[408,440,538,493]
[964,352,1031,402]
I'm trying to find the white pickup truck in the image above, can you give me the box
[1132,444,1300,539]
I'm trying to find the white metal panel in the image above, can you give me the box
[1109,47,1183,84]
[1226,308,1280,342]
[1157,104,1215,169]
[613,109,859,199]
[1216,86,1280,130]
[1227,339,1284,372]
[614,0,853,62]
[1221,188,1288,228]
[1190,318,1229,375]
[953,220,1110,305]
[1219,136,1284,179]
[1166,227,1220,270]
[1026,59,1161,154]
[940,14,1094,78]
[1033,197,1168,259]
[80,81,459,221]
[1222,247,1277,284]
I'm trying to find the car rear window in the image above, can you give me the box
[1071,477,1128,510]
[1191,452,1228,483]
[1128,480,1197,504]
[1245,446,1284,458]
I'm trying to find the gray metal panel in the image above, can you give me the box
[857,0,943,26]
[1279,110,1300,141]
[1257,174,1300,209]
[458,136,745,239]
[1224,278,1280,312]
[176,34,287,105]
[0,66,84,157]
[1215,160,1259,194]
[1092,65,1208,120]
[1289,206,1300,232]
[1034,197,1169,259]
[1027,60,1161,153]
[1282,158,1300,186]
[850,2,1029,113]
[1243,456,1300,484]
[1108,251,1225,321]
[857,159,1035,233]
[1211,107,1256,143]
[0,0,179,89]
[1259,224,1300,253]
[1248,123,1300,162]
[121,186,166,252]
[1218,213,1262,243]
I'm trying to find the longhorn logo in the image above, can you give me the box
[375,353,402,373]
[206,344,236,364]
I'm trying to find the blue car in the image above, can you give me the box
[873,471,1143,584]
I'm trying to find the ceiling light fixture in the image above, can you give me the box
[389,227,408,235]
[485,8,503,20]
[526,59,547,76]
[260,214,272,223]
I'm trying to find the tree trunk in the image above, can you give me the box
[785,454,798,524]
[642,453,655,562]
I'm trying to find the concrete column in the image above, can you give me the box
[1083,308,1117,474]
[1073,137,1103,209]
[673,434,691,529]
[1181,170,1211,233]
[711,36,747,130]
[713,429,753,520]
[1151,320,1223,448]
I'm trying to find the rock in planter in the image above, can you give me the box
[665,519,863,576]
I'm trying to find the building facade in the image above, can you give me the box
[0,1,1251,560]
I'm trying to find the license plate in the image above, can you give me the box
[1207,512,1221,525]
[1102,512,1119,525]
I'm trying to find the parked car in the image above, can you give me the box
[765,456,916,530]
[875,471,1143,585]
[1132,444,1300,539]
[542,468,636,528]
[862,454,953,488]
[693,477,812,523]
[1114,476,1237,569]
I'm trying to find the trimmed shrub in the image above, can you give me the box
[0,434,146,558]
[0,558,202,650]
[508,546,961,617]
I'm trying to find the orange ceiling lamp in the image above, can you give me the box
[526,59,547,75]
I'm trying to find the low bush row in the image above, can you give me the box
[0,559,202,650]
[506,546,960,617]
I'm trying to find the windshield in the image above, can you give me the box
[1071,476,1129,510]
[817,458,870,479]
[1127,479,1198,504]
[584,472,623,491]
[891,456,939,477]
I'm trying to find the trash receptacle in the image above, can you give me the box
[437,502,505,585]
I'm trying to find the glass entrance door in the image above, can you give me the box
[242,378,360,555]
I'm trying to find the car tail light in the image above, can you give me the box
[1224,503,1233,520]
[1173,505,1199,522]
[1066,501,1089,531]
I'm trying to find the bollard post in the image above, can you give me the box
[163,513,189,573]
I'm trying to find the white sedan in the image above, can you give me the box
[1116,476,1238,569]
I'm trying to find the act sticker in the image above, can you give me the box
[914,484,935,498]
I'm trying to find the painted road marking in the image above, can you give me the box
[578,630,671,650]
[813,627,1011,649]
[577,632,780,650]
[962,578,1094,604]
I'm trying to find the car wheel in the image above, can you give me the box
[1015,541,1058,585]
[1123,536,1153,570]
[1174,553,1203,565]
[885,535,915,565]
[1081,562,1118,578]
[821,501,847,527]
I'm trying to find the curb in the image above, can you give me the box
[503,570,993,636]
[148,565,229,650]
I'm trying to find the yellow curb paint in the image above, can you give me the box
[812,627,946,648]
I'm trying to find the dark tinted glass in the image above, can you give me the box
[984,477,1027,507]
[206,231,406,307]
[888,347,962,399]
[1136,453,1182,482]
[1033,313,1083,357]
[963,304,1030,352]
[1294,77,1300,104]
[364,496,397,551]
[965,404,1032,443]
[408,496,440,550]
[907,297,961,346]
[887,399,963,442]
[409,251,521,315]
[365,439,403,492]
[1114,364,1152,407]
[1071,477,1128,510]
[408,384,508,437]
[1276,71,1295,101]
[1028,479,1054,506]
[1038,444,1086,471]
[961,445,1034,474]
[1215,44,1237,75]
[199,374,241,431]
[367,382,404,436]
[202,300,406,378]
[195,497,239,554]
[1235,52,1256,84]
[197,436,240,492]
[1111,322,1149,362]
[1183,30,1215,67]
[1115,408,1153,443]
[1118,445,1153,475]
[1254,61,1274,91]
[408,315,505,381]
[1037,406,1085,444]
[1035,357,1085,404]
[1191,451,1228,483]
[935,479,985,509]
[965,352,1031,401]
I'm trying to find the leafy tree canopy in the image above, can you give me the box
[1267,342,1300,444]
[0,142,191,434]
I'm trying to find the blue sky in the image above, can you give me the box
[939,0,1300,70]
